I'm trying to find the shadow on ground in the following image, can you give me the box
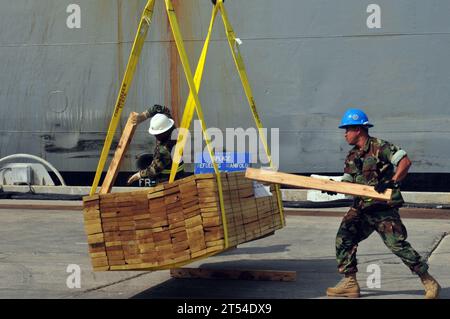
[215,244,292,256]
[130,257,449,299]
[131,258,341,299]
[362,288,450,299]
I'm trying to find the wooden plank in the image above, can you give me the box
[183,204,201,215]
[91,257,109,267]
[149,197,166,209]
[83,194,100,203]
[87,233,104,244]
[185,215,203,228]
[100,199,147,208]
[83,202,100,210]
[93,266,110,272]
[177,175,197,184]
[170,268,297,282]
[169,226,186,235]
[180,191,199,200]
[171,232,188,243]
[99,112,138,194]
[206,239,224,247]
[190,248,208,258]
[206,245,225,253]
[194,173,216,180]
[168,211,184,224]
[201,211,220,218]
[83,210,100,221]
[245,168,392,201]
[84,223,103,235]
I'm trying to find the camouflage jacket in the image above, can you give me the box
[342,136,407,210]
[139,104,183,179]
[139,137,177,179]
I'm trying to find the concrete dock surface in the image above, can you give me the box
[0,203,448,299]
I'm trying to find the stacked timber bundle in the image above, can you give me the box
[82,172,284,271]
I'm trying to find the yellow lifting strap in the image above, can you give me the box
[168,0,284,227]
[168,4,218,184]
[222,4,284,227]
[89,0,156,196]
[89,0,283,251]
[164,0,230,248]
[218,1,285,227]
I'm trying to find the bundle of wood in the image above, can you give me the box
[82,172,284,271]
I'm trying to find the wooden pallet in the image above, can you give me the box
[82,172,285,271]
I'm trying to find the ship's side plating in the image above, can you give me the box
[1,0,450,180]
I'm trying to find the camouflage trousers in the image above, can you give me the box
[335,206,428,275]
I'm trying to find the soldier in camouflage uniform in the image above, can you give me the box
[326,109,441,299]
[127,104,185,186]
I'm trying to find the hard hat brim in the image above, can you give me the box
[148,118,175,135]
[338,123,374,129]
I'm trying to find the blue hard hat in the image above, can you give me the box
[339,108,374,129]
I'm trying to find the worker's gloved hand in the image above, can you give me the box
[374,180,399,193]
[321,190,338,196]
[130,112,146,126]
[127,172,141,185]
[321,178,338,195]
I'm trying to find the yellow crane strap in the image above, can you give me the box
[217,0,285,227]
[165,0,229,248]
[89,0,156,196]
[169,4,218,184]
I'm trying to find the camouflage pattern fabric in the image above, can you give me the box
[344,136,405,210]
[139,138,176,179]
[336,206,429,275]
[336,135,428,276]
[139,104,184,180]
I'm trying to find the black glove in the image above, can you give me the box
[321,178,338,195]
[352,197,361,209]
[321,190,338,196]
[374,180,399,193]
[211,0,224,5]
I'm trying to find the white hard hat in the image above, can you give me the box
[148,114,175,135]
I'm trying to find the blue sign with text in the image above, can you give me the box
[194,152,251,174]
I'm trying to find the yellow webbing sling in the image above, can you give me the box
[89,0,156,196]
[217,1,285,227]
[168,0,284,233]
[90,1,284,256]
[165,0,230,248]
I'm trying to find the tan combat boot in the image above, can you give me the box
[326,273,361,298]
[420,272,441,299]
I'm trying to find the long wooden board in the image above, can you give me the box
[100,112,138,194]
[245,168,392,201]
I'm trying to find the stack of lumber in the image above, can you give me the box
[83,172,284,271]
